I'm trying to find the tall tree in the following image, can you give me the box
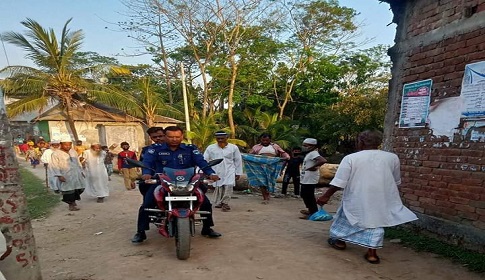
[209,0,278,137]
[0,19,133,141]
[273,0,358,119]
[119,0,176,103]
[0,88,42,280]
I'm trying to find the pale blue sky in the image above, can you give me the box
[0,0,395,68]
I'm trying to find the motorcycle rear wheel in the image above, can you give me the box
[175,218,191,260]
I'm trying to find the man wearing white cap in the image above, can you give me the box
[50,136,86,211]
[300,138,327,218]
[203,131,243,212]
[81,143,110,203]
[41,139,61,191]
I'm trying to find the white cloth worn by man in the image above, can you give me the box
[318,130,418,264]
[50,137,86,211]
[299,138,326,217]
[40,139,61,191]
[82,144,110,203]
[203,131,243,212]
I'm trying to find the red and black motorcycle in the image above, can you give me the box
[129,158,222,260]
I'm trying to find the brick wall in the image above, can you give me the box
[385,0,485,248]
[406,0,485,37]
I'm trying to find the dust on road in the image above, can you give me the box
[21,159,482,280]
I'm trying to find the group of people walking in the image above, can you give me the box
[17,135,141,210]
[17,127,418,265]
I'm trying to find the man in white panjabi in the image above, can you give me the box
[81,143,109,203]
[203,131,243,212]
[317,130,417,264]
[40,139,61,192]
[51,136,86,211]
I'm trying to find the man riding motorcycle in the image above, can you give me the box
[132,126,222,243]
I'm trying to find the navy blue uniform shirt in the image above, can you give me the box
[141,143,215,176]
[140,143,164,172]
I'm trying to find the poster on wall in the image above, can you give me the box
[460,61,485,117]
[398,79,432,128]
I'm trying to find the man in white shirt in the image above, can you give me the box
[300,138,327,218]
[204,131,243,212]
[40,139,61,191]
[317,130,417,264]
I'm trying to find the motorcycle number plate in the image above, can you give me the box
[165,196,197,201]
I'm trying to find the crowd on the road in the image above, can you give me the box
[12,127,417,265]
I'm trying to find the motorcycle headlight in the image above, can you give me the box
[169,183,195,194]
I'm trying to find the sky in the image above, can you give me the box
[0,0,396,69]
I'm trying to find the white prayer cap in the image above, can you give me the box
[50,139,60,144]
[59,135,73,143]
[303,138,317,145]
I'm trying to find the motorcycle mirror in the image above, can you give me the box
[207,158,223,167]
[126,158,155,172]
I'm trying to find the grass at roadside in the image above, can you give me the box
[20,167,60,219]
[385,227,485,273]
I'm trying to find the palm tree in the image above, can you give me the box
[122,77,184,144]
[0,18,132,141]
[185,113,247,150]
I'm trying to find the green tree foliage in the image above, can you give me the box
[303,45,391,152]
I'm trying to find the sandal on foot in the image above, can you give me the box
[327,238,346,250]
[364,253,380,264]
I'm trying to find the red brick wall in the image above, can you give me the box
[392,0,485,230]
[407,0,485,37]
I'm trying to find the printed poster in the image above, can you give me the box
[399,79,432,128]
[460,61,485,117]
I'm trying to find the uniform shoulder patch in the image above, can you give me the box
[193,149,201,155]
[148,149,155,154]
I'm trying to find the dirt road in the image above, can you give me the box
[21,159,481,280]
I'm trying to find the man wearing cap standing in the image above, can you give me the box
[203,131,243,212]
[50,137,86,211]
[300,138,327,218]
[40,139,61,191]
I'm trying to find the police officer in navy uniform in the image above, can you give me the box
[133,126,165,240]
[132,126,222,243]
[138,127,166,197]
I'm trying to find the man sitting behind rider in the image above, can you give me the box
[132,126,222,243]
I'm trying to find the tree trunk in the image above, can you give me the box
[0,89,43,279]
[65,101,79,142]
[228,54,238,138]
[278,78,297,120]
[142,116,155,146]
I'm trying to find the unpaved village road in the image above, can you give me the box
[20,159,482,280]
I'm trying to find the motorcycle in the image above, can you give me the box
[127,158,222,260]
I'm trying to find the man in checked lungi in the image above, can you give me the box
[316,130,417,264]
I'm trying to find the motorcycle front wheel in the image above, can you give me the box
[175,218,191,260]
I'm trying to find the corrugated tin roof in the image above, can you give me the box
[35,104,140,122]
[33,103,183,124]
[153,115,183,124]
